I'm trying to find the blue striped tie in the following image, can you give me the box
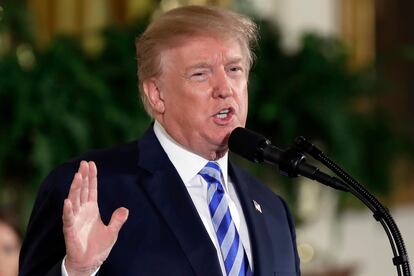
[199,162,253,276]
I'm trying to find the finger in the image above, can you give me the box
[68,172,82,214]
[108,207,129,235]
[88,161,98,202]
[62,199,75,227]
[79,161,89,205]
[80,170,89,205]
[79,160,89,178]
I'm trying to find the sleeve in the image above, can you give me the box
[61,256,100,276]
[19,163,76,276]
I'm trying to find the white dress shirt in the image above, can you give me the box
[153,121,253,274]
[62,121,253,275]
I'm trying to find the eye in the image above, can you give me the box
[227,65,244,76]
[190,70,209,81]
[192,72,204,77]
[230,66,242,72]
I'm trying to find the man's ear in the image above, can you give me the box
[142,78,165,114]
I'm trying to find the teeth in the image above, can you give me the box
[216,108,230,119]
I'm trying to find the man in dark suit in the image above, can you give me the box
[19,5,300,276]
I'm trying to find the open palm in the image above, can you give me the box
[62,161,129,276]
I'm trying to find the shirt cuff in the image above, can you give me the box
[61,256,100,276]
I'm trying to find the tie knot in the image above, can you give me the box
[199,161,223,187]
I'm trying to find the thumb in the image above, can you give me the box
[108,207,129,234]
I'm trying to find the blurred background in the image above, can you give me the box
[0,0,413,275]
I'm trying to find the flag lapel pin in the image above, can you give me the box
[252,200,262,213]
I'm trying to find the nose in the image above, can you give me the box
[212,68,232,99]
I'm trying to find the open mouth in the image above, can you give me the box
[215,107,234,119]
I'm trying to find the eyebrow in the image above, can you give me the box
[185,63,211,73]
[185,57,245,72]
[226,57,244,65]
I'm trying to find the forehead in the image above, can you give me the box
[162,36,246,68]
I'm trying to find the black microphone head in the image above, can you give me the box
[228,127,270,163]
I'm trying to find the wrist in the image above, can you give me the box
[64,258,100,276]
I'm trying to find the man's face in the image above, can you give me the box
[152,36,249,160]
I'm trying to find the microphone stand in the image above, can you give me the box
[294,136,412,276]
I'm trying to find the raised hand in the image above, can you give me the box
[62,161,129,276]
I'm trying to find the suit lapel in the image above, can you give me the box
[137,127,223,276]
[229,162,275,275]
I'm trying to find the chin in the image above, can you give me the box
[214,130,230,142]
[213,150,227,161]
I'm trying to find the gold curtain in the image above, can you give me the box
[340,0,376,69]
[26,0,232,49]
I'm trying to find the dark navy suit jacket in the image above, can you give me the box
[19,126,300,276]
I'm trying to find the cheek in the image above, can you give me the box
[239,90,249,123]
[173,93,207,123]
[237,85,248,109]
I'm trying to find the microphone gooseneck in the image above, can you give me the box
[228,127,411,276]
[295,136,411,276]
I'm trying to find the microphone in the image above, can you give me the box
[228,127,349,192]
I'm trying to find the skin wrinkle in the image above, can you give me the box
[145,35,249,161]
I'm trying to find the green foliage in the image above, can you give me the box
[247,20,411,196]
[0,0,33,44]
[0,26,151,188]
[0,10,411,215]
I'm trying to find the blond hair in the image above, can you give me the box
[135,5,258,116]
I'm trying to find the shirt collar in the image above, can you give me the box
[153,121,229,189]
